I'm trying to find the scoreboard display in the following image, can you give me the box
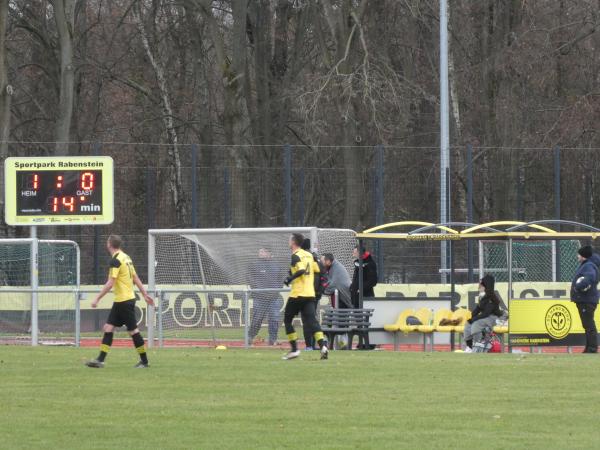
[4,156,114,226]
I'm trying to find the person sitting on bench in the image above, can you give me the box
[464,275,503,353]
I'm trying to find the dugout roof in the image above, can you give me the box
[356,220,600,241]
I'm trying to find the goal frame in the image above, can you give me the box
[0,238,80,346]
[147,227,356,348]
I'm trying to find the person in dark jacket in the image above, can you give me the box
[464,274,503,352]
[248,247,285,345]
[570,246,600,353]
[350,245,378,308]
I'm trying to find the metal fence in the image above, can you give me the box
[2,143,599,285]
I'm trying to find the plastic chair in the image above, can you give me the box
[399,307,432,351]
[383,309,414,351]
[417,309,453,351]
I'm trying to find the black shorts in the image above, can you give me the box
[106,299,138,331]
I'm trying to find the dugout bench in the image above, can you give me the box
[321,308,374,350]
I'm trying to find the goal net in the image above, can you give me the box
[0,239,80,345]
[148,227,356,347]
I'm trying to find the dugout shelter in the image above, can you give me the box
[356,220,600,349]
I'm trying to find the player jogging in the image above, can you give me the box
[85,235,154,368]
[282,233,329,360]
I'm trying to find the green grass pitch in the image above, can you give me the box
[2,347,600,449]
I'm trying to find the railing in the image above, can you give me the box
[0,287,344,348]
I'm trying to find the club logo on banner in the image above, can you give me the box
[509,299,600,346]
[544,304,572,339]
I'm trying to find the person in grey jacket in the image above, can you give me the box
[248,247,285,345]
[321,253,352,308]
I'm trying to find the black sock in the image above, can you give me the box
[132,332,148,364]
[466,339,473,349]
[97,332,113,362]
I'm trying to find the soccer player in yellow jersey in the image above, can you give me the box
[85,235,155,368]
[282,233,329,360]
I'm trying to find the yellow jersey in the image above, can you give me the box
[109,251,137,302]
[289,248,315,298]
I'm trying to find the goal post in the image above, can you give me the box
[147,227,357,348]
[0,238,80,346]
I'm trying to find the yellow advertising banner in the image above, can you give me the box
[509,299,598,346]
[0,281,573,311]
[2,282,587,339]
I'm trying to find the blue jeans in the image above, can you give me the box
[249,297,283,344]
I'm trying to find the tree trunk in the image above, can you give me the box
[197,0,251,226]
[0,0,12,236]
[133,4,187,224]
[53,0,76,156]
[321,0,368,229]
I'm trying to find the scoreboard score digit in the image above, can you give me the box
[4,156,114,226]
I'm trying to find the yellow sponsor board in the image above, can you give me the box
[509,299,598,346]
[2,282,584,337]
[0,281,572,312]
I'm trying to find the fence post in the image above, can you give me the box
[244,290,250,349]
[374,145,385,279]
[466,144,474,282]
[299,168,305,226]
[147,301,155,348]
[158,291,164,348]
[75,290,81,347]
[554,146,561,279]
[30,228,39,346]
[445,167,452,271]
[92,142,101,286]
[585,176,592,225]
[284,144,292,226]
[146,167,156,229]
[191,144,198,228]
[223,168,231,227]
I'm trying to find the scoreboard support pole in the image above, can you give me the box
[30,225,39,346]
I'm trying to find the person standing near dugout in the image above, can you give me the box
[282,233,329,360]
[350,245,378,308]
[86,235,155,368]
[322,253,352,308]
[571,246,600,353]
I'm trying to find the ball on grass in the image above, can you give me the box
[215,345,227,350]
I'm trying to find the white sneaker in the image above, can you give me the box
[463,347,473,353]
[282,350,301,360]
[320,345,329,360]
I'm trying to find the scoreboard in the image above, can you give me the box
[4,156,114,226]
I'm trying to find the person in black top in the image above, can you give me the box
[464,274,503,351]
[350,245,378,308]
[570,246,600,353]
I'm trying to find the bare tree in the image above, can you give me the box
[0,0,12,235]
[52,0,76,155]
[132,2,187,223]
